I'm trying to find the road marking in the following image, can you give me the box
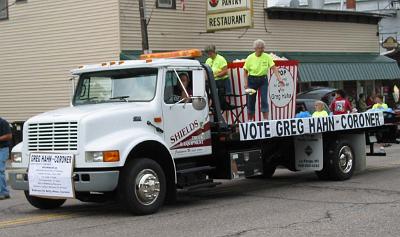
[0,213,80,228]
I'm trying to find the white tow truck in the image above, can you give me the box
[9,50,386,215]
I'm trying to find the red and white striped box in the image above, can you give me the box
[225,60,298,123]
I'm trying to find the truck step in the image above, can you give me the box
[176,166,215,175]
[183,181,222,191]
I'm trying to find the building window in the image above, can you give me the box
[0,0,8,20]
[157,0,176,9]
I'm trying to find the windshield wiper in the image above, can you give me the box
[109,96,130,102]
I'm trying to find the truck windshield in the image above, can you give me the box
[73,68,158,105]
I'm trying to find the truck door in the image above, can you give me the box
[162,68,211,158]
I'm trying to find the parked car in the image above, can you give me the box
[297,87,337,107]
[296,98,330,115]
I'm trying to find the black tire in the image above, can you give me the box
[119,158,166,215]
[262,164,277,178]
[318,140,355,181]
[24,191,66,209]
[164,186,177,205]
[315,169,330,180]
[315,144,332,180]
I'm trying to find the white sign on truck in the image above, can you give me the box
[240,112,384,141]
[28,153,74,198]
[294,134,323,171]
[269,68,295,108]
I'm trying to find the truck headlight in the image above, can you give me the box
[11,152,22,163]
[86,151,119,162]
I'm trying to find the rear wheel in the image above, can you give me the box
[315,144,332,180]
[119,158,166,215]
[315,140,355,181]
[315,168,330,180]
[24,191,66,209]
[329,142,355,181]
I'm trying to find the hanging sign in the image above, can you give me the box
[207,0,251,12]
[207,10,252,31]
[268,66,297,120]
[382,36,398,50]
[206,0,253,32]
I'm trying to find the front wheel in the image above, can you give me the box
[119,158,166,215]
[24,191,66,209]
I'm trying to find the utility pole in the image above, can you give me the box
[139,0,149,53]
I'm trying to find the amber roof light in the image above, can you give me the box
[139,49,202,60]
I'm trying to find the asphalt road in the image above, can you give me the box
[1,145,400,237]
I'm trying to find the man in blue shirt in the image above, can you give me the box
[0,117,12,200]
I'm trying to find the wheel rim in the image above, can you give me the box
[338,146,353,174]
[134,169,160,206]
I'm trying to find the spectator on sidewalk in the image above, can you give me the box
[366,94,375,109]
[357,93,368,112]
[370,95,390,153]
[0,117,12,200]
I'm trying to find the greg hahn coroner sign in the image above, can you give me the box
[239,112,384,141]
[28,153,74,198]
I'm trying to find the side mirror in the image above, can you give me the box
[191,69,207,110]
[192,97,207,110]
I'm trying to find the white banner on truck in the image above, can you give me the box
[28,153,74,198]
[239,112,384,141]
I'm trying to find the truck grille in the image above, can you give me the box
[28,122,78,151]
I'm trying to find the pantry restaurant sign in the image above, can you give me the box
[207,0,253,32]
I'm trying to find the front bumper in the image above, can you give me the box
[8,169,119,192]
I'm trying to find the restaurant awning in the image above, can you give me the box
[281,52,400,82]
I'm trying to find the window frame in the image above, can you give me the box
[156,0,176,9]
[163,70,193,105]
[73,68,159,106]
[0,0,9,20]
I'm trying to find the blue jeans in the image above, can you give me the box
[247,76,269,114]
[0,147,9,196]
[224,78,232,94]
